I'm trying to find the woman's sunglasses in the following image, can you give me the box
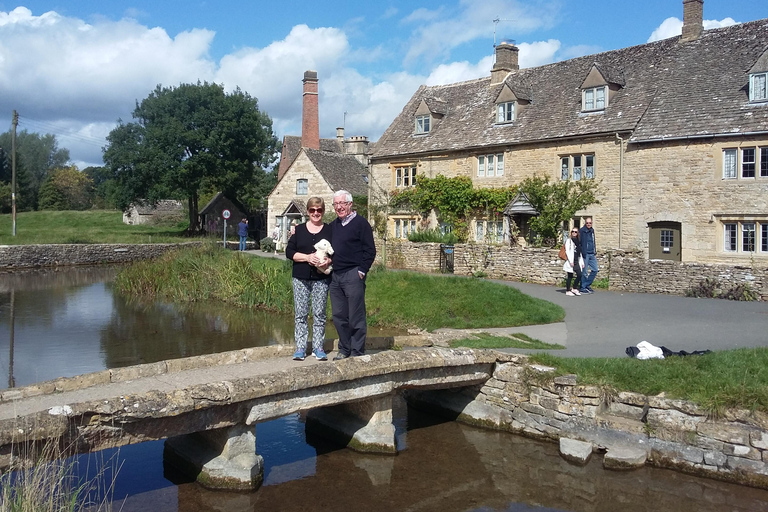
[308,208,323,214]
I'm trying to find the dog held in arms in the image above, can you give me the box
[313,239,334,274]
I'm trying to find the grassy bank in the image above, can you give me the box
[0,210,189,245]
[114,245,565,330]
[530,349,768,414]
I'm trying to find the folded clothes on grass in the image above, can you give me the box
[626,340,711,359]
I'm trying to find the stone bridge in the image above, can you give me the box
[0,347,506,491]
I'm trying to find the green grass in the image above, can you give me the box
[449,332,565,350]
[529,348,768,414]
[0,210,190,245]
[114,246,565,330]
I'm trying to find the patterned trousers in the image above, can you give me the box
[292,277,330,355]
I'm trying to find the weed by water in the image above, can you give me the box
[449,332,565,350]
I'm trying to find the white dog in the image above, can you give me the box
[313,238,334,274]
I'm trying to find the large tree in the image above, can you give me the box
[38,165,93,211]
[103,82,279,233]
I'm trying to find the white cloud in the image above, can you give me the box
[518,39,560,68]
[425,57,494,85]
[647,16,739,43]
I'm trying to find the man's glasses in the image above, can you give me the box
[307,208,323,214]
[332,201,351,207]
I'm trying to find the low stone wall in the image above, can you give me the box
[412,355,768,489]
[0,243,202,269]
[376,239,767,299]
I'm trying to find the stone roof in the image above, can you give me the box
[130,199,183,215]
[304,148,369,196]
[278,135,342,177]
[372,19,768,159]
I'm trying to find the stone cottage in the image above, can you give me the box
[370,0,768,265]
[267,71,370,249]
[122,199,183,226]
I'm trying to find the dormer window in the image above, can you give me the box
[415,114,431,134]
[750,72,767,102]
[583,86,606,111]
[497,102,515,123]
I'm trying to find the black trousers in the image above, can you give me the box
[330,268,368,356]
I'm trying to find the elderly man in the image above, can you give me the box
[329,190,376,360]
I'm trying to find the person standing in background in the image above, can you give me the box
[579,217,598,294]
[237,217,248,251]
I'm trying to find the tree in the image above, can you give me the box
[38,165,93,210]
[0,130,70,209]
[103,82,279,233]
[0,144,35,212]
[517,175,601,246]
[82,166,120,209]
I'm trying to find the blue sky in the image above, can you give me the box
[0,0,765,167]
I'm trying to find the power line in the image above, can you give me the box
[16,115,111,148]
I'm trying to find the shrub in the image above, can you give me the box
[408,228,458,244]
[685,278,757,301]
[260,236,275,252]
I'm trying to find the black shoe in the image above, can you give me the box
[333,353,349,361]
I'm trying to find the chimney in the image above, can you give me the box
[336,127,345,142]
[681,0,703,42]
[301,70,320,150]
[491,41,519,86]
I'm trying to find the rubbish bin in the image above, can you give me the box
[439,244,454,273]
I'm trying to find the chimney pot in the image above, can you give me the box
[336,127,344,141]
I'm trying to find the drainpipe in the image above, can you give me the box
[615,133,624,249]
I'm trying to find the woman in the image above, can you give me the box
[563,228,583,297]
[285,197,333,361]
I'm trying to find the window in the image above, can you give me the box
[296,179,308,195]
[415,115,430,134]
[750,72,767,102]
[660,229,674,251]
[722,220,768,253]
[394,218,417,239]
[496,102,515,123]
[560,154,595,180]
[582,86,606,111]
[475,219,505,243]
[723,147,768,179]
[395,165,417,188]
[477,153,504,177]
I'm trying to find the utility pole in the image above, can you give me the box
[11,110,18,236]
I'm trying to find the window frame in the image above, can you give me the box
[722,146,768,180]
[742,148,756,178]
[393,218,418,240]
[474,219,506,244]
[560,154,596,181]
[394,165,417,189]
[582,85,607,112]
[496,101,515,123]
[296,178,308,195]
[722,220,768,254]
[750,72,768,102]
[415,114,431,134]
[477,153,504,178]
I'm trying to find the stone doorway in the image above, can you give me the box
[648,221,681,261]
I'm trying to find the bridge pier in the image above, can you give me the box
[164,424,264,491]
[306,394,398,453]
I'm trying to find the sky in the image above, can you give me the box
[0,0,765,169]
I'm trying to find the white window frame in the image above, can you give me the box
[722,147,768,180]
[475,219,505,243]
[477,153,503,177]
[742,148,756,178]
[742,223,756,252]
[724,223,737,252]
[296,178,308,195]
[722,220,768,253]
[560,154,595,180]
[393,218,417,240]
[582,86,607,111]
[723,149,737,179]
[750,72,768,102]
[415,114,430,134]
[394,165,417,188]
[496,101,515,123]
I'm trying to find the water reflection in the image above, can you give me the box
[101,408,768,512]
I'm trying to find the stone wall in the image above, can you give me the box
[377,239,767,299]
[0,243,200,270]
[411,354,768,489]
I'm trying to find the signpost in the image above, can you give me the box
[222,209,231,248]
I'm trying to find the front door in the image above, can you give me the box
[648,222,681,261]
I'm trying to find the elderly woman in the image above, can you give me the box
[285,197,333,361]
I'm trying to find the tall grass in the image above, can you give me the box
[0,210,189,245]
[530,348,768,414]
[114,246,565,330]
[0,441,119,512]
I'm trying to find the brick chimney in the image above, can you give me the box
[681,0,703,42]
[491,41,519,86]
[301,70,320,150]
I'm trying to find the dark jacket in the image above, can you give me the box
[579,225,596,255]
[329,214,376,274]
[285,223,333,281]
[237,221,248,237]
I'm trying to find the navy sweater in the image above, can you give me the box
[330,214,376,274]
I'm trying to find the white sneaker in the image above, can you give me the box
[572,289,581,296]
[565,291,575,296]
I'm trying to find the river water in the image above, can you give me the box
[1,267,767,512]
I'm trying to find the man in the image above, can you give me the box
[579,217,598,294]
[329,190,376,360]
[237,217,248,251]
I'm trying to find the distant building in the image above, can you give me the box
[122,200,183,226]
[370,0,768,264]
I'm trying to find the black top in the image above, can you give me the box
[285,223,333,281]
